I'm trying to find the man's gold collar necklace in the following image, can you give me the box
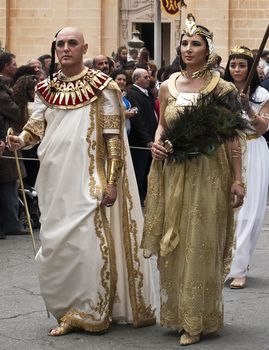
[36,68,112,110]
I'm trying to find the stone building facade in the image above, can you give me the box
[0,0,268,66]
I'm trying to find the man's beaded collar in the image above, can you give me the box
[36,68,111,109]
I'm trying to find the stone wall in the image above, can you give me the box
[0,0,119,65]
[0,1,7,51]
[228,0,269,50]
[0,0,268,66]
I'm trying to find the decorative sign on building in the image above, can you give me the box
[160,0,187,17]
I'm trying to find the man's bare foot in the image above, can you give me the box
[230,277,246,289]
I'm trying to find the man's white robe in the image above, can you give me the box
[23,73,155,331]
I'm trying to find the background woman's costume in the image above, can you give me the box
[20,68,155,331]
[228,85,269,279]
[142,70,242,336]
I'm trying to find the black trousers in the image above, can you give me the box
[22,145,40,187]
[130,148,152,206]
[0,180,22,235]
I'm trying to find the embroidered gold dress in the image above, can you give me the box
[142,71,239,336]
[21,68,155,331]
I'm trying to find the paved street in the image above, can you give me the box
[0,206,269,350]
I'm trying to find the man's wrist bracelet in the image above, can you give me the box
[107,159,123,186]
[19,131,33,148]
[106,137,123,186]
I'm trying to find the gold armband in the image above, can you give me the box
[106,137,123,186]
[107,137,122,158]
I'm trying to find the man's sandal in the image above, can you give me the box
[229,277,246,289]
[48,320,75,336]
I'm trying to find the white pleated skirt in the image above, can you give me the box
[229,136,269,278]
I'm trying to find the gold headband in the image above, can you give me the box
[230,45,253,59]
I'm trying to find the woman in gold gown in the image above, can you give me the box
[141,15,245,346]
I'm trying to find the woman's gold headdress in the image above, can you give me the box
[229,45,254,59]
[182,14,212,39]
[180,14,217,78]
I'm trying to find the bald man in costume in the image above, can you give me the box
[8,27,155,336]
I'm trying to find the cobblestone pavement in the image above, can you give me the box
[0,206,268,350]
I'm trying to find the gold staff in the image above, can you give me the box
[7,128,37,254]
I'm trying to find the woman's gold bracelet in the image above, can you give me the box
[234,180,245,189]
[261,112,269,120]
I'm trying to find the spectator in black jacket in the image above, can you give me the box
[126,68,158,205]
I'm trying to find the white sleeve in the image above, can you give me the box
[101,88,121,135]
[23,93,48,139]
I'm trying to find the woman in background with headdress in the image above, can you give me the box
[224,46,269,289]
[141,15,245,346]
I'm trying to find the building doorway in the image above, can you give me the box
[134,22,171,67]
[135,23,154,58]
